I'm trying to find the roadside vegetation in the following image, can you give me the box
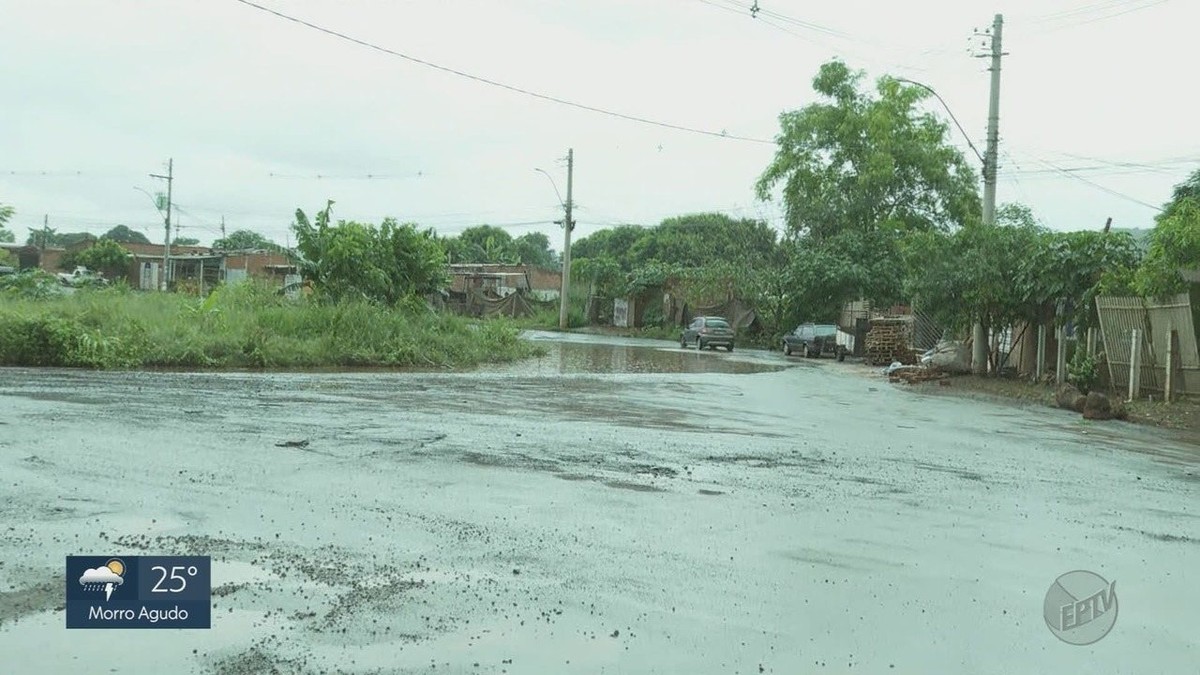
[0,279,537,369]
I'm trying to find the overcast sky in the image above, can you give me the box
[2,0,1196,249]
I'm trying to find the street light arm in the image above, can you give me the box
[133,186,164,213]
[533,168,565,207]
[894,77,986,166]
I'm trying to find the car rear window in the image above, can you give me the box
[706,319,730,328]
[815,325,837,336]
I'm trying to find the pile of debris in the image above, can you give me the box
[865,318,916,365]
[883,361,949,385]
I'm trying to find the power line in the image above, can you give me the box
[1027,0,1170,34]
[1028,158,1164,211]
[266,172,428,180]
[232,0,772,144]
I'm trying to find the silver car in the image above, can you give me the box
[680,316,735,352]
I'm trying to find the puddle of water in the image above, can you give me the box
[475,340,784,376]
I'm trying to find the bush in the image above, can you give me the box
[0,284,542,370]
[1067,345,1101,394]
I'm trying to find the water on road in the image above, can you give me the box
[1,334,1197,674]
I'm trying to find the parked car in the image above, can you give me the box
[680,316,736,352]
[783,323,845,360]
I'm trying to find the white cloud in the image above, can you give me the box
[79,567,123,585]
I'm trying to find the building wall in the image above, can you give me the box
[449,264,561,293]
[224,252,294,280]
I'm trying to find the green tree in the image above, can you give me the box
[101,225,151,244]
[173,236,201,246]
[513,231,557,268]
[630,213,777,268]
[25,229,95,248]
[1161,169,1200,218]
[450,225,519,264]
[292,202,448,304]
[212,230,279,251]
[73,239,131,279]
[756,61,980,239]
[571,225,647,271]
[1136,197,1200,297]
[0,203,14,242]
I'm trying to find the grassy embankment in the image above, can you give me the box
[0,281,542,370]
[906,374,1200,433]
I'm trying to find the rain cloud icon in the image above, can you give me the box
[79,559,125,601]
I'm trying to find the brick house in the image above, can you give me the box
[448,264,562,301]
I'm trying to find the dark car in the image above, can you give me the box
[680,316,735,352]
[783,323,845,360]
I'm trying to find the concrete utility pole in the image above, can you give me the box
[972,13,1005,374]
[149,158,174,291]
[981,13,1004,227]
[558,148,575,330]
[39,214,48,267]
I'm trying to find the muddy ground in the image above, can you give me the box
[1,332,1198,674]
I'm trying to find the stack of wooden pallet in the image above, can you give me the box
[865,318,915,365]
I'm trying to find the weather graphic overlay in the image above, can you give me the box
[79,558,126,601]
[66,556,211,629]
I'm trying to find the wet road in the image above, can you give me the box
[1,332,1198,674]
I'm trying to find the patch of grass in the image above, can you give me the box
[0,283,543,370]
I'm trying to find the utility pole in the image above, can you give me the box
[972,14,1005,374]
[981,13,1004,226]
[220,215,228,282]
[150,158,173,291]
[558,148,575,330]
[39,214,48,268]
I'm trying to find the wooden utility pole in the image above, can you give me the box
[558,148,575,330]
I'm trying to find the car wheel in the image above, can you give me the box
[696,338,704,351]
[727,344,735,352]
[802,344,811,358]
[837,347,846,362]
[680,336,687,349]
[783,343,791,356]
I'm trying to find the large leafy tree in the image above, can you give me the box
[1134,169,1200,297]
[25,228,95,248]
[570,224,646,271]
[292,202,448,304]
[212,229,280,251]
[73,239,131,278]
[1136,197,1200,297]
[0,203,14,242]
[101,225,151,244]
[630,213,777,268]
[513,231,557,268]
[448,225,520,264]
[756,60,980,239]
[173,236,201,246]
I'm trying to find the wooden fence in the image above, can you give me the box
[1095,293,1200,398]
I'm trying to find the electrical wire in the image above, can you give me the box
[1027,158,1164,211]
[1026,0,1170,34]
[232,0,772,144]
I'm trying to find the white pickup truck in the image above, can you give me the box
[57,266,108,287]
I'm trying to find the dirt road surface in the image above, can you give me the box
[2,332,1197,673]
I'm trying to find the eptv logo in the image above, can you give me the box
[1044,570,1118,645]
